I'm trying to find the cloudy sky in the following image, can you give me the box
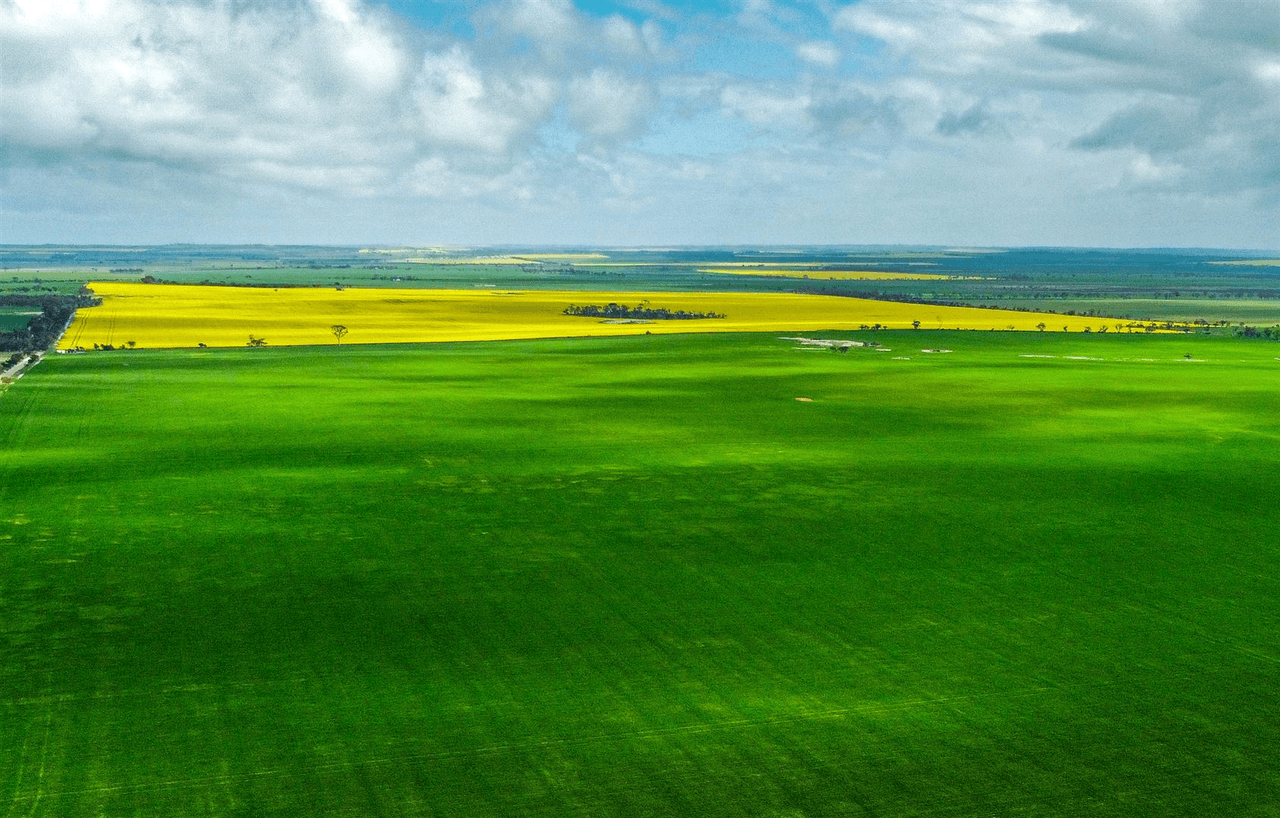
[2,0,1278,248]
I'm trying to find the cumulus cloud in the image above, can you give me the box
[1070,100,1202,155]
[567,69,657,144]
[808,84,899,140]
[413,46,557,153]
[796,41,840,69]
[936,102,997,137]
[720,83,810,130]
[0,0,666,195]
[1,0,1277,246]
[717,79,897,144]
[835,0,1280,201]
[834,0,1088,79]
[408,155,536,201]
[476,0,582,60]
[2,0,418,191]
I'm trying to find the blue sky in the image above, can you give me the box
[2,0,1278,248]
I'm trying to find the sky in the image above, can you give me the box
[2,0,1278,248]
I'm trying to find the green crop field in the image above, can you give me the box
[3,331,1280,816]
[992,297,1280,326]
[0,308,39,332]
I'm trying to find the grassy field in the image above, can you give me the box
[62,282,1143,350]
[993,297,1280,326]
[3,330,1280,815]
[697,268,963,281]
[0,307,39,332]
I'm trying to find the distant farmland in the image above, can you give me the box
[63,282,1128,349]
[697,267,966,281]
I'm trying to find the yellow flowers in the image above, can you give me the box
[61,282,1118,350]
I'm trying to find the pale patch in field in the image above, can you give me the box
[781,336,865,349]
[795,397,813,402]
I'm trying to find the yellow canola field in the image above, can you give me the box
[61,282,1115,350]
[699,268,962,281]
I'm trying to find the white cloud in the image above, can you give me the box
[474,0,582,64]
[567,69,657,143]
[1,0,1277,247]
[834,0,1087,76]
[413,46,557,153]
[1,0,419,190]
[720,84,810,130]
[1257,61,1280,85]
[408,156,536,201]
[796,41,840,69]
[832,0,1280,199]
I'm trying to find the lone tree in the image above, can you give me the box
[247,335,267,347]
[912,320,921,330]
[331,325,349,345]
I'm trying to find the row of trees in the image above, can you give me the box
[563,302,726,320]
[0,290,101,352]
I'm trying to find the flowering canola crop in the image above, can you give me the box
[61,282,1118,350]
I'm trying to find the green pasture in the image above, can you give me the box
[0,307,39,332]
[2,331,1280,816]
[991,297,1280,326]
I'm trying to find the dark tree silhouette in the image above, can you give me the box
[563,303,725,320]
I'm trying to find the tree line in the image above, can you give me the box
[563,302,726,320]
[0,290,101,352]
[1236,326,1280,340]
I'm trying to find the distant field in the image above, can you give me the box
[698,267,962,281]
[3,331,1279,815]
[994,297,1280,325]
[402,256,530,264]
[0,307,38,331]
[63,282,1132,349]
[1207,258,1280,267]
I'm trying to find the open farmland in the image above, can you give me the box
[63,282,1129,350]
[697,268,963,281]
[3,331,1280,815]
